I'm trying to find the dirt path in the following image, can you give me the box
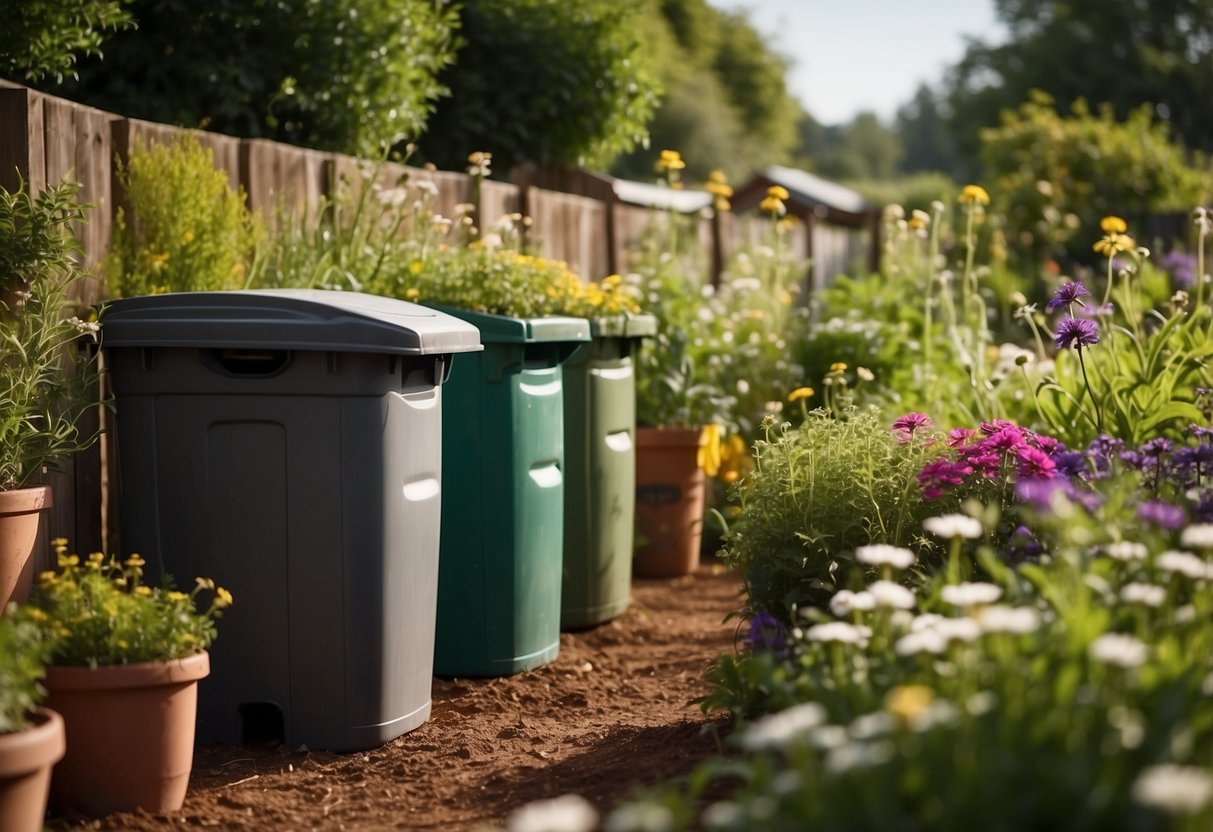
[50,563,743,831]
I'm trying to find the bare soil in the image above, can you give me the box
[48,562,743,832]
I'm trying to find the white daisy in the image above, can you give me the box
[923,514,983,539]
[1089,633,1148,669]
[854,544,916,569]
[940,582,1003,607]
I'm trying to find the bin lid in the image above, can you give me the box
[589,313,658,339]
[100,290,483,356]
[426,305,591,344]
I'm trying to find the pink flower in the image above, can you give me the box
[892,412,933,443]
[947,428,976,448]
[1015,446,1056,479]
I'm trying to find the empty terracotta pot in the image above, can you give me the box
[634,427,706,578]
[0,485,52,612]
[0,707,65,832]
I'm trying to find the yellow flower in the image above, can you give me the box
[759,196,786,216]
[788,387,814,402]
[602,273,622,287]
[166,591,190,603]
[766,185,790,201]
[39,571,58,586]
[51,537,68,550]
[134,585,153,597]
[717,434,753,485]
[25,608,47,622]
[655,149,686,172]
[405,287,421,300]
[886,684,935,727]
[957,185,990,206]
[698,424,723,477]
[829,362,848,373]
[116,639,129,650]
[1093,233,1136,256]
[57,553,79,568]
[1100,215,1127,234]
[408,260,424,274]
[215,586,234,609]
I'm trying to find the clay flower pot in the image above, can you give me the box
[0,486,52,612]
[634,427,706,578]
[44,651,209,817]
[0,707,65,832]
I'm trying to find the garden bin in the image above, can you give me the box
[100,289,481,753]
[560,314,656,629]
[429,307,590,676]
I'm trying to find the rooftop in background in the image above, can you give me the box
[611,178,713,213]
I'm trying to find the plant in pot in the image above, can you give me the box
[0,605,63,832]
[29,540,231,817]
[0,178,103,610]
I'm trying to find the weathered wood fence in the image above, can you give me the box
[0,80,870,570]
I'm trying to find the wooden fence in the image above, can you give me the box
[0,80,851,571]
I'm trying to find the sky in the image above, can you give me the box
[710,0,1007,125]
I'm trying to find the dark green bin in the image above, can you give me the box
[560,314,657,629]
[431,307,590,676]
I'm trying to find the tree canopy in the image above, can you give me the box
[36,0,460,157]
[0,0,132,84]
[414,0,660,175]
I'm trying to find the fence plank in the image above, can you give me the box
[0,86,45,195]
[526,187,609,280]
[240,138,333,229]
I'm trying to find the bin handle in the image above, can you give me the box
[205,348,291,377]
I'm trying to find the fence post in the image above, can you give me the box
[0,86,45,195]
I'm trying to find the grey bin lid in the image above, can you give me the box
[100,289,483,356]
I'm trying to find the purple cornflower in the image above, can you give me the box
[745,610,788,656]
[1054,317,1101,350]
[918,458,973,500]
[985,427,1029,453]
[1141,438,1174,457]
[1046,280,1091,311]
[1160,250,1197,288]
[1136,500,1186,530]
[892,412,933,443]
[1053,451,1088,478]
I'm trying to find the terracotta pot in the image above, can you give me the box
[633,427,706,578]
[44,651,209,817]
[0,485,52,612]
[0,708,65,832]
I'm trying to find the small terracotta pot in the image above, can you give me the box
[0,708,65,832]
[634,427,706,578]
[45,651,209,817]
[0,485,53,612]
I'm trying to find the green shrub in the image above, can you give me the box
[108,136,260,297]
[981,91,1209,268]
[720,407,959,618]
[0,607,53,733]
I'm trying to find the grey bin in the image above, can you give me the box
[100,289,482,753]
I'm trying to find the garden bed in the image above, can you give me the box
[48,563,741,831]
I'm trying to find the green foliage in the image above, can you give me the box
[720,408,958,618]
[0,178,102,491]
[30,541,231,668]
[47,0,459,156]
[980,93,1210,267]
[417,0,659,174]
[0,0,132,83]
[0,607,53,733]
[945,0,1213,176]
[613,469,1213,831]
[846,172,956,218]
[108,136,261,297]
[894,83,958,177]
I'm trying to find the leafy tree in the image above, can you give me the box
[0,0,133,83]
[980,91,1210,267]
[945,0,1213,176]
[39,0,460,156]
[610,0,803,182]
[415,0,660,175]
[810,112,903,182]
[895,83,957,176]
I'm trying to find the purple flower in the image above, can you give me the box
[1141,438,1174,457]
[1016,446,1057,479]
[947,428,976,448]
[1029,434,1064,455]
[1009,525,1044,562]
[979,420,1020,436]
[1136,500,1186,530]
[745,610,788,656]
[1053,451,1088,478]
[1046,280,1091,310]
[986,427,1029,453]
[918,459,973,499]
[1118,450,1144,470]
[1054,317,1101,350]
[892,412,933,443]
[1016,478,1102,512]
[1160,250,1197,288]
